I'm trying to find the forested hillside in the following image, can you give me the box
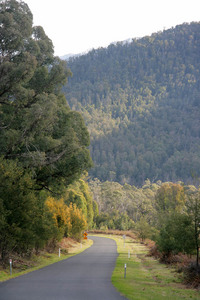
[63,22,200,186]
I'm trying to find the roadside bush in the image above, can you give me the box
[148,244,162,260]
[183,263,200,288]
[135,217,151,241]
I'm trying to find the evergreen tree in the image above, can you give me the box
[0,0,92,261]
[0,0,92,191]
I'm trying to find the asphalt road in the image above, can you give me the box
[0,236,127,300]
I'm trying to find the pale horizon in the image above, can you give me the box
[24,0,200,56]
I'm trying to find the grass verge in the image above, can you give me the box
[111,235,200,300]
[0,238,93,282]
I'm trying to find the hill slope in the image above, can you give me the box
[63,22,200,186]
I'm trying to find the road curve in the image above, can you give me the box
[0,236,127,300]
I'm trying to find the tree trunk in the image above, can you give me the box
[196,245,199,268]
[195,216,199,267]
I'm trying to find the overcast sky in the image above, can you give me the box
[24,0,200,56]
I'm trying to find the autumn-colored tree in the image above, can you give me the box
[64,178,96,228]
[45,196,87,242]
[45,197,71,241]
[69,203,87,240]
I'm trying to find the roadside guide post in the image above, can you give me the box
[123,234,126,248]
[9,259,12,276]
[124,263,127,278]
[59,248,61,258]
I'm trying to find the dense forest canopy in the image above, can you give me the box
[63,22,200,186]
[0,0,94,261]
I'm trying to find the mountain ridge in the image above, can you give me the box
[63,22,200,186]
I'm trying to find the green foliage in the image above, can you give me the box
[63,22,200,186]
[156,213,195,255]
[154,183,200,265]
[0,0,92,191]
[95,211,134,231]
[0,0,93,261]
[64,177,97,229]
[135,216,151,241]
[89,179,158,224]
[89,179,159,230]
[0,158,37,259]
[186,190,200,266]
[0,157,63,259]
[90,178,200,267]
[32,192,58,252]
[155,182,186,218]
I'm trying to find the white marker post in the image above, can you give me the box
[123,235,126,248]
[124,263,127,278]
[59,248,61,258]
[9,259,12,276]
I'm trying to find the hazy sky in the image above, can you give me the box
[24,0,200,56]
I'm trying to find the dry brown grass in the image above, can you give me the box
[58,237,78,249]
[89,229,137,239]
